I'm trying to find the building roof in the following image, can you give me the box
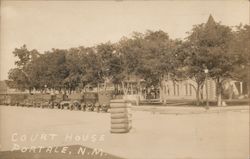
[206,14,216,28]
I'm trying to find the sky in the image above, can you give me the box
[0,0,249,80]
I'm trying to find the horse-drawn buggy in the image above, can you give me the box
[65,91,112,112]
[59,93,82,110]
[0,90,113,113]
[97,91,112,112]
[62,91,112,112]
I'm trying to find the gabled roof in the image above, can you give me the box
[206,14,216,28]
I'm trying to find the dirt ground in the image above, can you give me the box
[0,105,249,159]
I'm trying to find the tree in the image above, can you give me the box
[180,41,210,105]
[230,25,250,98]
[8,45,40,93]
[186,15,236,106]
[115,30,181,97]
[8,68,29,91]
[24,54,47,91]
[64,47,84,93]
[116,33,144,95]
[35,49,69,91]
[79,47,103,90]
[96,42,117,90]
[134,30,181,100]
[138,30,179,86]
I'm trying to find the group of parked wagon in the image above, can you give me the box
[0,91,113,112]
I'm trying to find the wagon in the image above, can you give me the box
[67,93,83,110]
[8,94,28,106]
[20,98,33,107]
[47,94,65,109]
[82,92,98,111]
[32,97,48,108]
[57,94,70,110]
[97,91,112,112]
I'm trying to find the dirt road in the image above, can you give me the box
[0,106,249,159]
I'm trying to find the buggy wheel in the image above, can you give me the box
[81,104,86,111]
[91,104,95,111]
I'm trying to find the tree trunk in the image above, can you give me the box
[121,81,127,95]
[229,84,233,100]
[160,78,166,104]
[160,85,166,104]
[196,84,200,106]
[217,78,222,106]
[114,84,118,95]
[200,84,204,103]
[104,82,107,91]
[97,83,100,93]
[130,83,133,95]
[29,87,32,94]
[217,89,222,106]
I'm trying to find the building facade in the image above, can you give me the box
[159,78,217,103]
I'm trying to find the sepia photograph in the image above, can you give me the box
[0,0,249,159]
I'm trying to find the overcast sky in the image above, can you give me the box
[0,0,249,80]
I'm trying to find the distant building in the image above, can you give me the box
[0,81,8,94]
[127,15,247,102]
[0,81,24,94]
[160,77,216,102]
